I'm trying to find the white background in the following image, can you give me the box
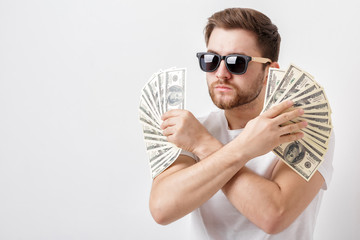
[0,0,359,239]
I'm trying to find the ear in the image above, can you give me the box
[269,62,280,69]
[263,62,280,85]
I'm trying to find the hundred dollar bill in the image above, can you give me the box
[144,140,172,152]
[273,140,324,181]
[164,68,186,112]
[302,111,331,118]
[300,138,326,157]
[139,115,162,134]
[144,134,169,144]
[281,118,330,148]
[146,73,163,119]
[303,134,328,151]
[139,99,161,128]
[302,136,327,152]
[292,117,331,129]
[263,64,304,111]
[281,119,329,149]
[286,84,319,102]
[264,68,285,107]
[157,71,167,115]
[291,88,328,108]
[149,147,176,170]
[284,102,331,116]
[143,132,167,141]
[153,149,181,177]
[297,116,330,125]
[142,122,163,135]
[301,127,329,146]
[296,121,332,141]
[140,90,162,123]
[302,101,332,113]
[275,73,317,104]
[308,122,332,136]
[151,148,181,178]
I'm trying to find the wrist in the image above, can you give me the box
[226,138,252,165]
[193,135,223,160]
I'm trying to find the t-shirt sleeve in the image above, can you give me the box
[180,149,200,162]
[317,131,335,190]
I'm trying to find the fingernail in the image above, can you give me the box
[298,108,304,114]
[287,100,293,106]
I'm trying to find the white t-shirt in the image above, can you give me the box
[181,110,335,240]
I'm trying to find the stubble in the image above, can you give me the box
[209,70,265,110]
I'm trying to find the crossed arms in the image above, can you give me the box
[149,100,325,234]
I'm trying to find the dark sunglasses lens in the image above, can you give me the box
[200,54,220,72]
[226,56,246,74]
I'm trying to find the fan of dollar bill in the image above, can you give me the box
[139,68,186,178]
[262,64,332,181]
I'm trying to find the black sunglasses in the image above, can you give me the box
[196,52,272,75]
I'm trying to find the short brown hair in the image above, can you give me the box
[205,8,281,62]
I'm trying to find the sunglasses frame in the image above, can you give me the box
[196,52,272,75]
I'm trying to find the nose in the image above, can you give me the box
[216,60,232,80]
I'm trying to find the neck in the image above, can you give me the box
[224,90,265,130]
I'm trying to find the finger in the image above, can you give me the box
[282,106,297,113]
[280,121,307,135]
[262,100,293,118]
[279,132,304,145]
[273,108,304,125]
[161,109,183,121]
[160,117,178,129]
[163,126,175,136]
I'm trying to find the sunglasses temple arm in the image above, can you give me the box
[251,57,272,64]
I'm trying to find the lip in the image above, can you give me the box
[215,84,233,92]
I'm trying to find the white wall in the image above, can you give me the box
[0,0,359,239]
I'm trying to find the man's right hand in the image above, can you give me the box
[160,109,222,159]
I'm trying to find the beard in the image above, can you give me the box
[208,71,265,110]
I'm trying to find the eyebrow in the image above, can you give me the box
[207,49,247,56]
[207,49,218,54]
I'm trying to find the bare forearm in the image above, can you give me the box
[222,164,324,234]
[222,167,285,233]
[150,142,248,225]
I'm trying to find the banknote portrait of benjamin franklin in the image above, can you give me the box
[284,141,305,164]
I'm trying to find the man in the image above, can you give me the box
[149,8,334,239]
